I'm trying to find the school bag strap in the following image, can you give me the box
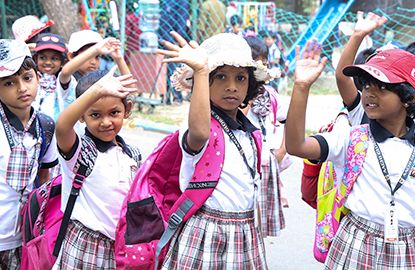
[52,135,98,257]
[35,113,55,187]
[154,116,262,268]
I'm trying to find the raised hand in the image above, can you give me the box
[95,37,121,56]
[157,31,208,73]
[94,66,137,98]
[354,11,388,36]
[294,40,328,87]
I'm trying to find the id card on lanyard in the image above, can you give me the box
[372,135,415,243]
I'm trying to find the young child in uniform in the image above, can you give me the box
[32,33,74,121]
[244,35,290,237]
[0,39,58,269]
[54,68,139,269]
[157,31,272,269]
[286,39,415,268]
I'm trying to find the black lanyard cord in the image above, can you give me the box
[211,110,257,179]
[371,134,415,205]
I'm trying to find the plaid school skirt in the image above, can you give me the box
[325,212,415,270]
[56,220,115,270]
[258,155,285,237]
[0,246,21,270]
[161,206,268,270]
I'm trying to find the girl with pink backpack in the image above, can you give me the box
[286,37,415,269]
[156,31,275,269]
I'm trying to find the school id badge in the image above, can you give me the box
[384,204,399,243]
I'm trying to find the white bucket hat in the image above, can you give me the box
[12,15,54,42]
[170,33,276,91]
[68,30,103,53]
[0,39,31,78]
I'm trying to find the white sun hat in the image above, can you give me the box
[170,33,275,91]
[12,15,54,42]
[67,30,103,53]
[0,39,31,78]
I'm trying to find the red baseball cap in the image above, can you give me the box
[343,48,415,89]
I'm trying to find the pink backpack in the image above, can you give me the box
[115,116,262,269]
[20,136,141,270]
[313,125,369,263]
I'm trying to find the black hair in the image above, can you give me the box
[75,70,129,107]
[230,14,242,26]
[259,30,274,39]
[357,72,415,118]
[244,36,268,62]
[209,66,263,109]
[405,41,415,55]
[72,43,96,57]
[352,47,377,90]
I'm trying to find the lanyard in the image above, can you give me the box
[0,104,41,178]
[371,134,415,206]
[257,116,267,142]
[211,110,257,179]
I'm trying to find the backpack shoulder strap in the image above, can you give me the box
[251,130,262,172]
[37,113,55,162]
[342,124,369,199]
[53,135,98,256]
[155,116,226,267]
[124,144,142,166]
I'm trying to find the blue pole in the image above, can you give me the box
[120,0,126,55]
[82,0,96,30]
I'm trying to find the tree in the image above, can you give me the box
[39,0,82,41]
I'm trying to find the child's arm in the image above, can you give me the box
[335,11,387,106]
[110,47,131,76]
[285,41,328,160]
[157,31,210,151]
[59,38,121,85]
[56,67,137,154]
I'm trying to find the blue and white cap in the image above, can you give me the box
[0,39,31,78]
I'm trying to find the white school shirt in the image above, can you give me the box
[59,130,139,239]
[246,91,288,162]
[346,92,366,126]
[34,73,77,122]
[178,108,260,211]
[315,119,415,227]
[0,107,58,251]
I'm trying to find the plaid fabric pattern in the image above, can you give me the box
[3,109,37,193]
[325,212,415,270]
[161,206,268,270]
[56,220,115,270]
[258,155,285,237]
[0,246,21,269]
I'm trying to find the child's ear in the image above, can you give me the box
[67,52,74,60]
[79,115,85,123]
[124,100,133,119]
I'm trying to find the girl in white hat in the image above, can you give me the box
[157,31,274,269]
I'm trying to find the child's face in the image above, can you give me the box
[210,65,249,119]
[81,96,130,142]
[0,69,38,112]
[264,37,274,47]
[78,54,100,75]
[36,49,63,75]
[361,83,407,123]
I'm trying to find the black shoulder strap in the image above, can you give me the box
[53,135,98,257]
[37,113,55,162]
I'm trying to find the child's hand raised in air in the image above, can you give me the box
[94,37,121,56]
[354,11,388,37]
[157,31,208,73]
[294,40,328,87]
[94,66,137,98]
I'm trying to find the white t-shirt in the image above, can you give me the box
[34,73,77,122]
[178,109,260,211]
[59,132,139,239]
[0,109,58,251]
[316,119,415,227]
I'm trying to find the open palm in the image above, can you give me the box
[354,11,388,36]
[157,31,208,73]
[294,41,328,86]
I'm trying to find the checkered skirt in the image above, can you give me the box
[324,212,415,270]
[56,220,115,270]
[0,246,21,269]
[258,155,285,237]
[161,206,268,270]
